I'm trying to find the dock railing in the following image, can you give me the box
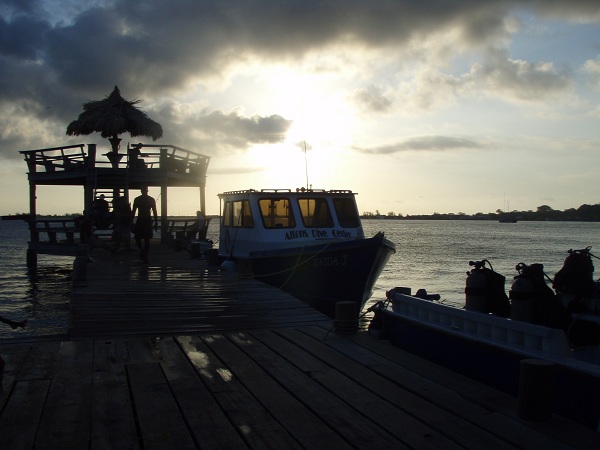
[20,143,210,175]
[127,144,210,175]
[163,219,211,252]
[21,145,90,173]
[27,218,80,244]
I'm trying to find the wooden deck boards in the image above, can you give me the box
[1,328,598,449]
[69,244,331,338]
[0,244,598,448]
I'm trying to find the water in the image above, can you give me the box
[1,218,599,339]
[0,220,74,339]
[362,219,600,310]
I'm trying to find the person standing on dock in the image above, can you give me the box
[113,195,132,250]
[132,186,158,263]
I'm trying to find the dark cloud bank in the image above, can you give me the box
[0,0,598,158]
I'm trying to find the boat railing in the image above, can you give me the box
[390,293,571,357]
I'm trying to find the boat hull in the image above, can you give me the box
[240,233,395,318]
[375,294,600,430]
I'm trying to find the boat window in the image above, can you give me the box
[223,201,232,227]
[232,200,254,228]
[223,200,254,227]
[333,198,360,228]
[259,198,295,228]
[298,198,334,228]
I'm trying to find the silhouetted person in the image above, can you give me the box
[92,194,111,229]
[76,212,116,254]
[113,195,132,250]
[132,186,157,263]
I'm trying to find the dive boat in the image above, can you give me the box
[370,250,600,430]
[217,188,396,318]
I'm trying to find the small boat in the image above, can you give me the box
[370,249,600,429]
[217,188,396,318]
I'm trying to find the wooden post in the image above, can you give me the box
[334,301,359,333]
[72,245,89,286]
[84,144,96,216]
[517,359,554,421]
[26,248,37,269]
[160,148,168,244]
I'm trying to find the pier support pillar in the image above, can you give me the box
[517,359,554,422]
[26,249,37,269]
[72,245,89,285]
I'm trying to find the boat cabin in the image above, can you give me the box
[218,188,365,258]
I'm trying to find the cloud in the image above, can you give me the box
[157,107,292,155]
[466,48,573,101]
[582,57,600,88]
[354,135,485,155]
[0,0,597,160]
[351,85,394,113]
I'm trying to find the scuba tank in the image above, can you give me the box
[553,246,598,313]
[510,262,567,329]
[509,263,538,322]
[465,260,510,317]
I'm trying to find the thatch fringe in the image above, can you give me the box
[66,86,163,141]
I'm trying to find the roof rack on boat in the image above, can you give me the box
[329,189,355,194]
[218,189,257,196]
[218,188,356,196]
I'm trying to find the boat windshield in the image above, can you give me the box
[332,198,360,227]
[259,198,296,229]
[298,198,334,228]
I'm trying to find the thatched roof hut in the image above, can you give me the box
[66,86,163,152]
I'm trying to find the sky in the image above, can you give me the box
[1,0,599,217]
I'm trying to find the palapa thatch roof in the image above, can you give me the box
[66,86,163,142]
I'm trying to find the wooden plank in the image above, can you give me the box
[158,337,250,450]
[34,341,94,449]
[250,327,468,450]
[0,343,35,408]
[299,326,598,450]
[179,334,304,449]
[91,340,139,450]
[0,379,51,449]
[13,341,62,381]
[69,245,329,338]
[199,332,354,450]
[126,362,196,450]
[209,331,405,449]
[333,327,600,450]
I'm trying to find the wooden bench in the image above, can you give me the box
[30,219,79,243]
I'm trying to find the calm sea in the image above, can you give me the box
[1,218,599,339]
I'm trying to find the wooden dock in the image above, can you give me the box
[0,244,598,449]
[69,244,330,338]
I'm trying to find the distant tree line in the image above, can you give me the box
[361,203,600,222]
[4,203,600,222]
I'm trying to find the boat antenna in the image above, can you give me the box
[298,63,310,190]
[303,140,309,190]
